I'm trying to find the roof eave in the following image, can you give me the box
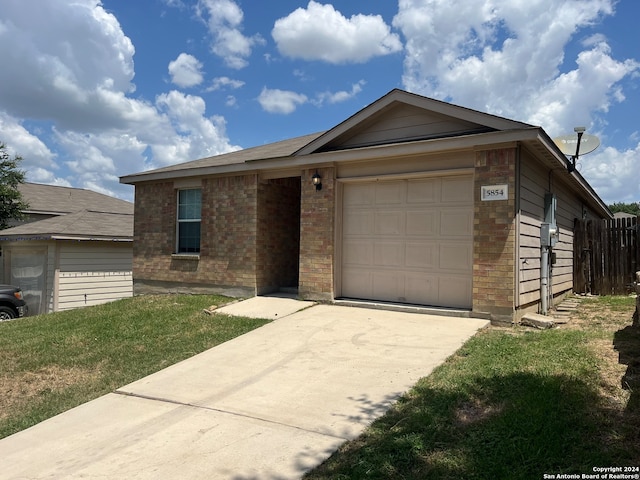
[121,129,540,185]
[531,130,612,218]
[120,125,610,219]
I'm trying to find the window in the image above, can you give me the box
[177,189,201,253]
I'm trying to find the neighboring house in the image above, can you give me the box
[0,183,133,315]
[120,89,611,324]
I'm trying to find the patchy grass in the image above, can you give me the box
[0,294,269,439]
[305,295,640,479]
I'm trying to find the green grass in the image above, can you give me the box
[0,294,269,439]
[306,296,640,479]
[3,294,638,477]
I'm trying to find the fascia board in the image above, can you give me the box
[122,129,538,184]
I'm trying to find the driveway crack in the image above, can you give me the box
[113,389,349,441]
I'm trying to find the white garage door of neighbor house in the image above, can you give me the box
[341,175,473,309]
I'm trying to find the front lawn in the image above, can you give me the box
[305,295,640,479]
[0,294,269,439]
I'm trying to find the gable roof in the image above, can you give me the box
[0,210,133,242]
[119,88,609,217]
[295,89,533,155]
[120,89,534,186]
[19,183,134,216]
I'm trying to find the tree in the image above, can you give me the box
[609,202,640,216]
[0,142,29,229]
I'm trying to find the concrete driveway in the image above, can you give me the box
[0,297,489,479]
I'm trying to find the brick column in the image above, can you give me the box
[473,147,517,324]
[299,167,335,301]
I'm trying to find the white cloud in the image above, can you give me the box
[0,0,135,127]
[273,1,402,64]
[27,167,72,187]
[162,0,186,7]
[258,88,308,114]
[0,0,240,199]
[154,90,241,164]
[207,76,245,92]
[0,111,57,170]
[258,82,364,114]
[580,143,640,204]
[392,0,638,139]
[315,81,365,105]
[196,0,264,69]
[168,53,204,88]
[526,41,638,137]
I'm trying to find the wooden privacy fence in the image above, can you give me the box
[574,216,639,295]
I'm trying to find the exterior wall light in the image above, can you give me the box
[312,171,322,191]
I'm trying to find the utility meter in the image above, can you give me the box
[540,222,559,247]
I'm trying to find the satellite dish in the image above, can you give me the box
[553,133,600,156]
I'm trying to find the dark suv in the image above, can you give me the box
[0,284,28,321]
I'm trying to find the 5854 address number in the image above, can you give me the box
[481,184,508,201]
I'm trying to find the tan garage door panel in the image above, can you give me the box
[342,176,473,309]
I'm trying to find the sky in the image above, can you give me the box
[0,0,638,205]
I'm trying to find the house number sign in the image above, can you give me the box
[481,184,508,201]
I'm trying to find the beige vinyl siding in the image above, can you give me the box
[327,104,486,149]
[518,156,546,306]
[518,152,587,307]
[552,185,582,295]
[337,150,475,180]
[57,242,133,311]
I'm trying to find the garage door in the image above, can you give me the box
[341,175,473,309]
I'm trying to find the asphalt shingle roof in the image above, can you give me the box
[0,210,133,241]
[1,183,134,241]
[19,183,134,215]
[120,131,325,182]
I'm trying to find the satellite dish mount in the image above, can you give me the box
[553,128,600,173]
[568,126,585,173]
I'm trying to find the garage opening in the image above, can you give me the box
[341,175,473,309]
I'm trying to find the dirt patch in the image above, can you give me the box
[559,295,640,459]
[0,365,102,420]
[455,398,505,426]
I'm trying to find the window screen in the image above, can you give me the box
[177,189,201,253]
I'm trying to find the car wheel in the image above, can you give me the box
[0,306,17,321]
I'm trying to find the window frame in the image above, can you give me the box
[176,188,202,254]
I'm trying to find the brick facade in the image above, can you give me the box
[132,181,177,283]
[473,147,517,324]
[299,167,335,300]
[133,175,258,296]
